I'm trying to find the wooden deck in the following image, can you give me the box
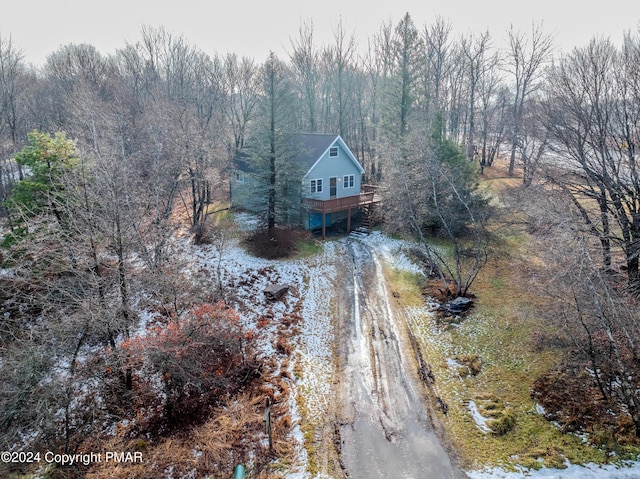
[301,191,381,214]
[301,185,381,238]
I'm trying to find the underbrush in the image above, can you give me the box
[83,304,303,479]
[117,303,263,437]
[86,393,289,479]
[244,227,316,260]
[382,206,637,471]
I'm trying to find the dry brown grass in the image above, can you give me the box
[86,392,294,479]
[84,292,302,478]
[387,158,620,470]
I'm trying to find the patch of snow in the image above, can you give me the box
[536,403,546,415]
[574,431,590,443]
[357,231,425,275]
[285,473,310,479]
[0,267,15,277]
[468,461,640,479]
[446,357,464,369]
[130,310,158,339]
[468,400,491,433]
[234,211,262,231]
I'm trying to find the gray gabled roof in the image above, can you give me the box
[293,133,342,171]
[234,133,364,175]
[302,134,365,175]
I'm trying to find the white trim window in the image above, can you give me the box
[343,174,354,189]
[329,146,339,157]
[233,170,245,182]
[310,178,323,193]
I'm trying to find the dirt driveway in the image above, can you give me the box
[333,238,466,478]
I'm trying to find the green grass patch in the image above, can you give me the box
[385,266,425,307]
[409,305,608,470]
[293,237,322,259]
[380,222,632,471]
[205,202,233,226]
[0,227,27,249]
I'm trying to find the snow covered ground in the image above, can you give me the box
[178,216,339,477]
[181,219,640,479]
[351,232,640,479]
[468,462,640,479]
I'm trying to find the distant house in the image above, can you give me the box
[231,133,380,238]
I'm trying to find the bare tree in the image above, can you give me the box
[543,36,640,287]
[0,34,28,149]
[424,17,454,119]
[519,98,549,186]
[289,20,321,133]
[530,195,640,437]
[478,79,508,172]
[218,53,259,154]
[323,19,357,140]
[461,30,493,160]
[505,22,553,176]
[386,114,491,298]
[443,43,466,142]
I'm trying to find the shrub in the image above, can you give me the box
[121,303,262,436]
[191,222,212,245]
[489,409,516,435]
[531,363,608,434]
[244,227,308,259]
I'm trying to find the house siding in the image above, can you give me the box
[230,173,265,213]
[231,134,366,231]
[302,141,363,201]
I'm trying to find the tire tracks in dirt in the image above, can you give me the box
[330,238,466,479]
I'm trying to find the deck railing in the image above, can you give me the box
[302,189,380,214]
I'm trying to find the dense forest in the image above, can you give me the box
[2,11,640,478]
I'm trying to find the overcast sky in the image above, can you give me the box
[1,0,639,66]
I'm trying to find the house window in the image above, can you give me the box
[343,174,354,189]
[233,170,244,182]
[329,147,338,157]
[311,178,323,193]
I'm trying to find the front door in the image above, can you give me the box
[330,177,337,198]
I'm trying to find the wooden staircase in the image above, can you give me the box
[350,204,377,238]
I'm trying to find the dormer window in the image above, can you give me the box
[329,147,338,157]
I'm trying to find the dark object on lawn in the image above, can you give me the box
[264,284,289,301]
[446,297,474,314]
[436,396,449,415]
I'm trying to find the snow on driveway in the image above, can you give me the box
[182,221,640,479]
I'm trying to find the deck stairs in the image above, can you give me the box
[349,204,377,238]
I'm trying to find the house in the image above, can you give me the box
[231,133,380,238]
